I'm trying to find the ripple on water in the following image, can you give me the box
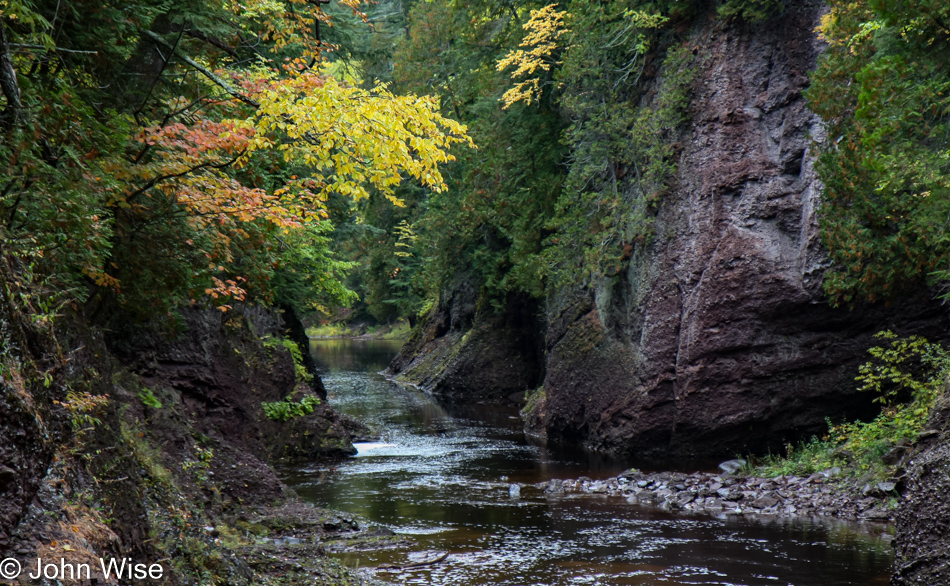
[354,442,399,454]
[285,340,894,586]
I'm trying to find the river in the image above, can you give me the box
[281,338,893,585]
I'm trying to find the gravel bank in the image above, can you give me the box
[534,467,898,523]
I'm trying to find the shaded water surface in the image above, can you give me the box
[282,339,893,585]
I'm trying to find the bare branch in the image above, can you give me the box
[8,44,98,55]
[143,30,259,108]
[135,26,186,121]
[125,151,246,203]
[185,29,239,58]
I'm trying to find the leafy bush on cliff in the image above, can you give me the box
[717,0,783,22]
[756,332,949,479]
[262,395,322,422]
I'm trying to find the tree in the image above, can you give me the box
[347,0,699,320]
[0,0,471,320]
[808,0,950,305]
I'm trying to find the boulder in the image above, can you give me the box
[718,459,747,475]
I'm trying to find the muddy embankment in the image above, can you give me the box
[1,297,370,585]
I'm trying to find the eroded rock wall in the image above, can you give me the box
[387,282,544,406]
[525,2,949,462]
[0,274,72,550]
[1,300,362,579]
[108,306,358,461]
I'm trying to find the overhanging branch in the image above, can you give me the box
[8,44,98,55]
[143,30,259,108]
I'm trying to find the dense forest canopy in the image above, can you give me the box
[0,0,469,323]
[2,0,948,326]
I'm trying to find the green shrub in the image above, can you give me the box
[263,336,313,383]
[754,331,948,479]
[717,0,783,22]
[138,388,163,409]
[261,395,321,422]
[521,385,545,418]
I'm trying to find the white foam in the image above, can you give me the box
[353,442,398,455]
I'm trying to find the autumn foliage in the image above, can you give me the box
[0,0,470,320]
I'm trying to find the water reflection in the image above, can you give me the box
[309,338,404,373]
[284,339,893,585]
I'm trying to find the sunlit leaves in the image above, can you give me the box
[392,220,416,259]
[496,4,569,108]
[245,69,473,206]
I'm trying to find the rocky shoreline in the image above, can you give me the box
[531,464,898,524]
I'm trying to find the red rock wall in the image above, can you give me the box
[526,1,950,462]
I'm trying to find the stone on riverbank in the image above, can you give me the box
[539,468,898,523]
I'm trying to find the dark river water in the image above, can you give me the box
[282,338,894,585]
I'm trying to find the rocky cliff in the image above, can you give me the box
[524,1,949,462]
[392,1,949,463]
[1,289,364,583]
[892,395,950,584]
[108,307,360,462]
[387,282,544,406]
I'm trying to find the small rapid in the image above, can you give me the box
[280,339,892,585]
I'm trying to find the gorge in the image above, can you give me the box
[3,0,950,583]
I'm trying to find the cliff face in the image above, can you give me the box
[387,282,544,406]
[0,266,71,552]
[1,297,362,582]
[522,2,950,462]
[524,1,949,462]
[108,307,359,462]
[892,395,950,584]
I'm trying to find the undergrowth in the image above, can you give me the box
[522,385,546,418]
[307,320,411,340]
[752,331,948,480]
[263,336,313,383]
[262,395,322,422]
